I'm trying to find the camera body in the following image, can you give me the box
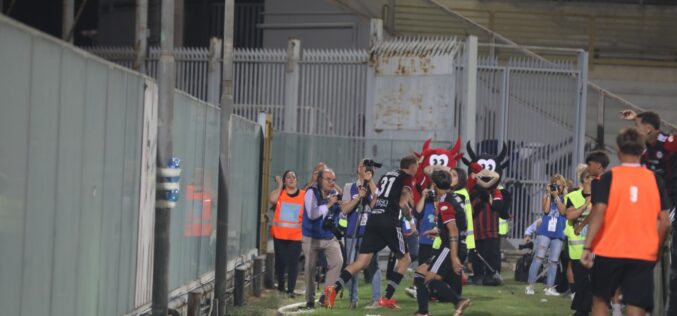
[363,159,383,174]
[427,190,436,199]
[518,241,534,250]
[549,184,558,192]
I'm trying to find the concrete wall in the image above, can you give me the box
[262,0,375,49]
[590,65,677,124]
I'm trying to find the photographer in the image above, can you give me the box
[301,168,344,310]
[269,170,305,297]
[525,174,568,296]
[340,158,380,309]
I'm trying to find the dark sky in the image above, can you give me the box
[4,0,99,44]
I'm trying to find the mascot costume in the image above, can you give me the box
[462,142,511,286]
[413,137,464,203]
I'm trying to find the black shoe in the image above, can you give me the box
[318,294,325,306]
[287,292,296,299]
[482,276,501,286]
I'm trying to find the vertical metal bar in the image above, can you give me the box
[215,0,235,314]
[596,90,605,150]
[62,0,74,42]
[499,65,509,148]
[574,50,589,166]
[151,0,175,314]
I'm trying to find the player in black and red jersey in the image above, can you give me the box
[325,155,419,309]
[412,170,471,316]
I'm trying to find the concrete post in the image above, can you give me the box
[207,38,223,107]
[134,0,149,74]
[253,256,265,297]
[187,291,201,316]
[284,38,301,132]
[463,36,478,148]
[369,19,383,49]
[234,266,246,306]
[264,253,275,289]
[151,0,175,315]
[214,0,235,315]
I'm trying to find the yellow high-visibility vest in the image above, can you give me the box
[564,189,587,260]
[455,188,475,250]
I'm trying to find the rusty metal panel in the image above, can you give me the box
[369,37,462,141]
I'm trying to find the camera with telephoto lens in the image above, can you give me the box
[519,241,534,250]
[323,190,344,238]
[363,159,383,174]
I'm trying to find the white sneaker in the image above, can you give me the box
[364,300,381,309]
[544,287,560,296]
[525,285,535,295]
[405,286,417,298]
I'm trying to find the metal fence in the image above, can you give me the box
[471,53,586,239]
[86,44,370,137]
[1,15,263,315]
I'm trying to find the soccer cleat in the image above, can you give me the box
[378,297,401,310]
[323,286,337,309]
[454,298,471,316]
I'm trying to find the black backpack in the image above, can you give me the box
[514,252,532,283]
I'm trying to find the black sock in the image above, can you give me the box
[431,279,461,304]
[385,272,404,299]
[414,273,429,314]
[334,269,352,292]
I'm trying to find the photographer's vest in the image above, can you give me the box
[345,182,371,237]
[563,189,587,260]
[537,195,566,240]
[302,187,338,240]
[271,189,305,241]
[455,188,475,250]
[418,201,436,246]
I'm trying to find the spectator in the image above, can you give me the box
[303,162,327,191]
[565,164,594,315]
[269,170,305,297]
[582,128,671,316]
[340,159,380,309]
[525,174,568,296]
[301,168,344,310]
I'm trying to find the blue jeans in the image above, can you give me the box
[527,235,563,288]
[345,237,381,302]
